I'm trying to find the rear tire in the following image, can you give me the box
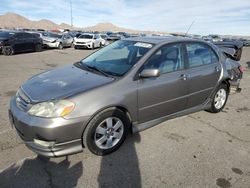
[83,109,130,155]
[207,84,229,113]
[2,46,14,56]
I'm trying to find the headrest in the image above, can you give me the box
[162,47,179,60]
[194,48,209,56]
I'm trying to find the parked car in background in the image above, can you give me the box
[0,31,43,55]
[107,33,124,42]
[42,32,73,49]
[99,34,109,46]
[208,34,223,42]
[240,38,250,46]
[73,33,103,49]
[9,37,243,157]
[202,36,212,42]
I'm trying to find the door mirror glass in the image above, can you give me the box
[140,69,160,78]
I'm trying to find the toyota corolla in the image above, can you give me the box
[9,37,243,157]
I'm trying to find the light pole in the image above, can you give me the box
[70,0,73,28]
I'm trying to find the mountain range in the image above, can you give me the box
[0,12,166,34]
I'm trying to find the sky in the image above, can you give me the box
[1,0,250,35]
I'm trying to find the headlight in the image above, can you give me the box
[28,100,75,118]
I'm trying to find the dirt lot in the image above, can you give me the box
[0,47,249,188]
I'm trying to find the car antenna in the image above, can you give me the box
[185,20,195,37]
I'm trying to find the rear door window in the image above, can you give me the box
[186,43,218,68]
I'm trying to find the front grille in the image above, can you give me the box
[16,89,31,111]
[76,42,85,44]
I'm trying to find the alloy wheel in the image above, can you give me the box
[214,88,227,109]
[94,117,124,149]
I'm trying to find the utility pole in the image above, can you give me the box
[70,0,73,28]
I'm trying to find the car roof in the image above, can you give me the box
[0,30,19,33]
[124,36,201,45]
[81,33,94,36]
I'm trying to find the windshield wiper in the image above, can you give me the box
[85,65,110,77]
[75,62,114,78]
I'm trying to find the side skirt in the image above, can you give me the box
[132,100,211,133]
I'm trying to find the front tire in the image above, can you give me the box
[207,84,229,113]
[2,46,14,56]
[35,43,42,52]
[91,43,95,50]
[58,43,63,50]
[83,109,130,155]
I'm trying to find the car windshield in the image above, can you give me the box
[79,34,93,39]
[0,32,15,38]
[45,32,61,38]
[110,33,119,37]
[52,34,61,38]
[78,40,153,77]
[101,35,107,39]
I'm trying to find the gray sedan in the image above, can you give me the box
[9,37,243,157]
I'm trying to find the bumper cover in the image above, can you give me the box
[74,42,92,49]
[9,97,90,157]
[25,139,83,157]
[43,42,59,48]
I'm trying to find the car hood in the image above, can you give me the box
[0,37,8,41]
[43,36,61,42]
[21,65,114,102]
[75,38,92,43]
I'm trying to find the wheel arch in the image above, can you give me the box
[81,105,133,147]
[220,78,231,91]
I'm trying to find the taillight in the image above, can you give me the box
[238,65,246,73]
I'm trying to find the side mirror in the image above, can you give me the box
[140,69,160,78]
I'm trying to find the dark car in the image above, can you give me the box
[240,38,250,47]
[9,37,243,157]
[107,33,124,42]
[0,31,43,55]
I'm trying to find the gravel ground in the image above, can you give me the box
[0,47,249,188]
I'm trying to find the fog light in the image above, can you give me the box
[34,139,55,148]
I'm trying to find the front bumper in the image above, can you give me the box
[74,42,92,49]
[9,97,90,157]
[43,41,59,48]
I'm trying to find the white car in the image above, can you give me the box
[74,33,103,49]
[99,34,109,46]
[42,32,73,49]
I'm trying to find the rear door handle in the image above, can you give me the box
[180,74,188,81]
[215,66,220,72]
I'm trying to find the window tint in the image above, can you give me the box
[14,33,24,39]
[186,43,218,68]
[79,34,93,39]
[22,33,32,38]
[144,44,184,74]
[80,40,152,76]
[31,33,39,38]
